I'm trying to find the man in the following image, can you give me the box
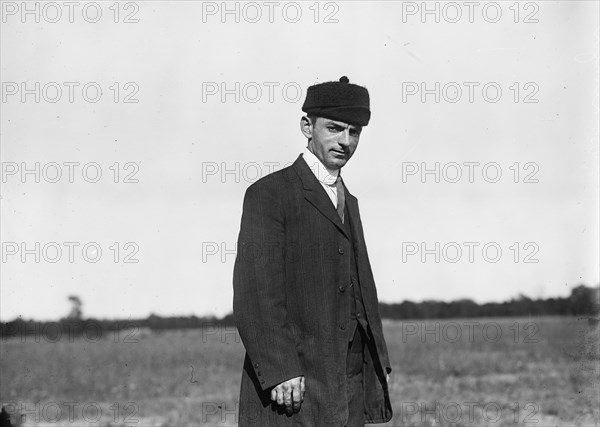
[233,76,393,426]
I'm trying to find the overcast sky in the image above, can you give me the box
[1,1,598,321]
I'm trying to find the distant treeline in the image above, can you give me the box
[379,284,599,320]
[1,284,598,340]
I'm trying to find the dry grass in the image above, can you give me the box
[1,316,598,426]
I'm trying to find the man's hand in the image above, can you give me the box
[270,376,305,414]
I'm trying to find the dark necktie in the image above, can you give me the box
[335,175,345,223]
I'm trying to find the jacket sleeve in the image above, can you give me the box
[232,180,303,391]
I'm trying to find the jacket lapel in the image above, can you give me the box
[292,155,349,240]
[344,186,361,257]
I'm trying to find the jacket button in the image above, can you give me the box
[257,371,262,376]
[339,323,346,330]
[254,363,259,368]
[260,379,265,385]
[338,286,346,293]
[338,248,344,255]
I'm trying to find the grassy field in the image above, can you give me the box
[1,316,598,426]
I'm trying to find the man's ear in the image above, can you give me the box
[300,116,313,139]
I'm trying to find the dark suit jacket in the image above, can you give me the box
[233,154,393,426]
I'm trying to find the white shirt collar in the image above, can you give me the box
[302,147,339,186]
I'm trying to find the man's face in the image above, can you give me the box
[301,116,362,170]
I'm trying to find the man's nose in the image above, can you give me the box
[338,129,350,147]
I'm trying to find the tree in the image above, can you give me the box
[568,285,597,316]
[67,295,83,320]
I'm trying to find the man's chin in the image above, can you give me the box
[327,158,347,170]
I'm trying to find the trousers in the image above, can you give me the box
[346,322,367,427]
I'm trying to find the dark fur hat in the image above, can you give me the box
[302,76,370,126]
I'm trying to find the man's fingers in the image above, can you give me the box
[292,387,302,411]
[283,389,293,412]
[272,378,304,412]
[276,387,285,406]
